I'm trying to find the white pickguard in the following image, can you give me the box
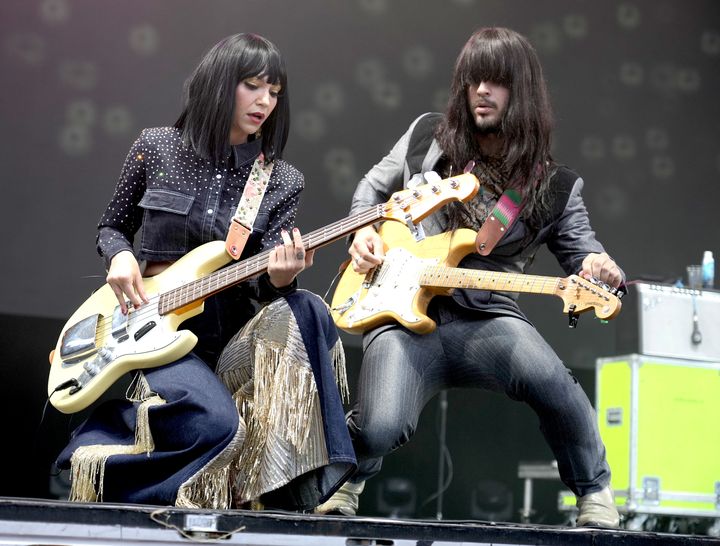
[343,248,438,327]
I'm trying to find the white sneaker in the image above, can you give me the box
[576,486,620,528]
[315,481,365,516]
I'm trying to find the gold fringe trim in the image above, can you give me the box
[229,336,319,503]
[68,373,165,502]
[233,395,331,505]
[253,339,317,448]
[174,415,246,510]
[216,293,348,505]
[211,292,353,505]
[126,371,153,402]
[331,338,348,403]
[69,444,138,502]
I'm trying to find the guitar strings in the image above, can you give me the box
[422,266,562,293]
[72,182,460,350]
[85,202,391,340]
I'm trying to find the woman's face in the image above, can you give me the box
[230,75,281,145]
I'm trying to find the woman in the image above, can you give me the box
[56,33,355,511]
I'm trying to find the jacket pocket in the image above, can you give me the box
[138,189,194,256]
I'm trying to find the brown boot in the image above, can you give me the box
[576,486,620,528]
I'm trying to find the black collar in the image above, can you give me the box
[230,138,262,169]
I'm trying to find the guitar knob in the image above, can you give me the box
[83,360,101,376]
[98,347,113,361]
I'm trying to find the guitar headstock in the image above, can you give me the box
[558,275,622,320]
[381,172,479,224]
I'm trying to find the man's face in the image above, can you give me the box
[466,80,510,134]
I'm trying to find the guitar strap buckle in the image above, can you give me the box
[475,188,523,255]
[226,219,252,259]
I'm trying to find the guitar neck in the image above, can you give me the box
[158,204,386,314]
[156,171,481,315]
[420,266,562,296]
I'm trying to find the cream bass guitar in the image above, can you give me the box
[331,221,622,334]
[48,173,480,413]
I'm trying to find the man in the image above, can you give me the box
[317,27,622,527]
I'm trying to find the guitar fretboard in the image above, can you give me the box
[420,266,563,295]
[153,172,479,315]
[156,204,386,315]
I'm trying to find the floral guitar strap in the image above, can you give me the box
[225,153,275,260]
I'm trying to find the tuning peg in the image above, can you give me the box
[588,276,622,299]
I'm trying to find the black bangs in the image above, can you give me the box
[458,32,514,87]
[174,33,291,164]
[237,34,287,89]
[440,26,555,227]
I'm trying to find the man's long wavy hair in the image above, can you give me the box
[175,33,289,165]
[437,27,555,226]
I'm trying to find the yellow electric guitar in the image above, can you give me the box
[331,221,622,335]
[48,173,480,413]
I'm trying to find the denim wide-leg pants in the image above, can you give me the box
[348,309,610,497]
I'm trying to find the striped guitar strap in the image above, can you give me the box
[474,188,523,255]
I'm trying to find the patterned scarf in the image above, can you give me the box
[447,156,509,231]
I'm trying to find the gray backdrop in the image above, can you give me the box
[1,0,719,519]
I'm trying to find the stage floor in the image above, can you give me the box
[1,496,719,546]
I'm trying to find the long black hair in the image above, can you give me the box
[174,33,289,164]
[437,27,555,224]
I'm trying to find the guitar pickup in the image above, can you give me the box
[134,320,157,341]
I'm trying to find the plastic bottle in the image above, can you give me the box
[702,250,714,288]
